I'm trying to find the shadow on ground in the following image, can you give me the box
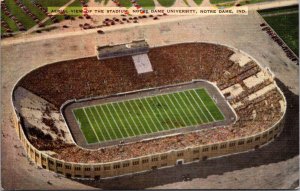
[75,79,299,189]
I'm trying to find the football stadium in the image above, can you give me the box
[1,0,299,187]
[11,41,287,179]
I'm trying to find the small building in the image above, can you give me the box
[96,40,150,60]
[97,40,153,74]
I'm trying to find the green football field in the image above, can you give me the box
[73,88,225,144]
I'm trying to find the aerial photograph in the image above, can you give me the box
[1,0,299,190]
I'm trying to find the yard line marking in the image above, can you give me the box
[160,95,184,128]
[164,95,188,127]
[144,98,165,131]
[76,88,222,142]
[187,91,209,122]
[181,92,203,123]
[93,106,113,140]
[189,90,211,121]
[153,96,176,129]
[99,106,119,139]
[104,105,126,138]
[137,99,160,132]
[193,90,216,121]
[125,100,148,134]
[148,97,171,130]
[169,94,194,125]
[83,108,100,142]
[175,92,199,124]
[109,103,132,137]
[77,88,204,112]
[114,103,136,136]
[201,90,225,120]
[88,107,106,141]
[132,100,154,133]
[128,101,152,133]
[120,102,143,135]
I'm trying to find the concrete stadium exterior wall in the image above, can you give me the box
[12,84,287,180]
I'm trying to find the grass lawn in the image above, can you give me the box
[157,0,176,7]
[20,0,47,20]
[137,0,155,9]
[193,0,203,5]
[49,0,88,21]
[36,0,72,8]
[259,6,299,55]
[119,0,132,8]
[68,0,89,7]
[210,0,235,5]
[239,0,270,6]
[30,0,75,24]
[258,5,298,15]
[1,0,90,34]
[4,0,36,30]
[73,88,224,144]
[1,11,19,32]
[216,1,235,7]
[20,0,52,26]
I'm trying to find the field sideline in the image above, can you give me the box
[73,88,224,144]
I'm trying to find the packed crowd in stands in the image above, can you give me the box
[17,43,285,163]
